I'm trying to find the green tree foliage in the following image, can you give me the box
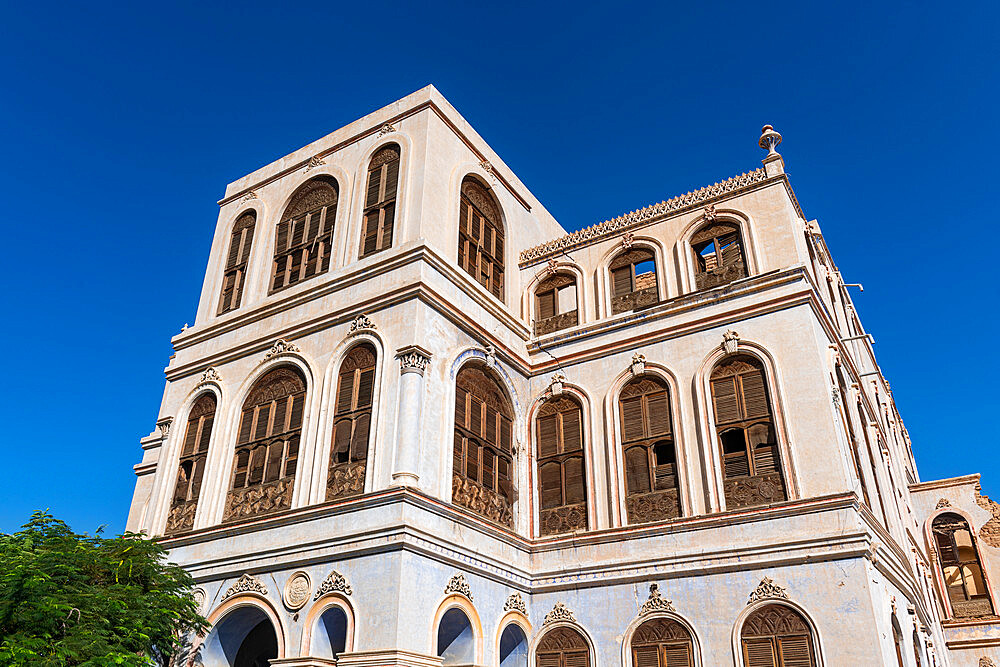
[0,511,208,666]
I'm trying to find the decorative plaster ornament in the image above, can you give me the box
[544,602,576,625]
[397,346,431,373]
[639,583,676,615]
[484,345,497,368]
[314,570,353,599]
[156,417,173,438]
[199,367,221,384]
[191,587,206,611]
[549,374,566,396]
[630,352,646,377]
[444,573,473,600]
[503,592,527,614]
[283,572,311,610]
[265,339,300,359]
[222,573,267,601]
[349,314,377,334]
[935,498,952,509]
[546,258,559,276]
[239,190,259,204]
[479,159,496,182]
[305,155,326,171]
[620,232,635,250]
[979,658,996,667]
[378,122,396,136]
[722,330,740,354]
[702,204,718,222]
[747,577,788,605]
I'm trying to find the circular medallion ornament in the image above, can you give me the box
[192,587,206,611]
[283,571,311,610]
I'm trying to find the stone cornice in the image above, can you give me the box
[909,474,981,493]
[161,488,874,590]
[518,168,771,265]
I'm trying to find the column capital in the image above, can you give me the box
[396,345,432,375]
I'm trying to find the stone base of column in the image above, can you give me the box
[270,657,338,667]
[336,649,444,667]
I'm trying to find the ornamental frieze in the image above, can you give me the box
[518,168,767,265]
[264,338,300,359]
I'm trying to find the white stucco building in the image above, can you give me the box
[126,86,1000,667]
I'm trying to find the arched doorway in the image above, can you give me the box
[438,607,475,665]
[500,623,529,667]
[201,605,280,667]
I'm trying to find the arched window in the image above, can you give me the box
[457,178,504,300]
[437,608,475,666]
[610,248,658,315]
[271,177,337,293]
[201,606,279,667]
[224,367,306,522]
[219,211,256,314]
[328,344,376,500]
[932,513,994,618]
[536,396,588,536]
[360,144,400,258]
[691,222,747,290]
[911,629,922,667]
[534,273,579,335]
[311,606,349,659]
[741,604,816,667]
[165,393,216,534]
[710,355,787,509]
[536,626,589,667]
[620,376,681,524]
[453,364,515,527]
[631,616,694,667]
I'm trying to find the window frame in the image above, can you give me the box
[270,177,339,294]
[165,392,217,534]
[218,210,256,314]
[609,248,659,315]
[536,394,589,536]
[689,221,749,291]
[327,343,378,500]
[360,144,401,259]
[457,179,505,301]
[534,272,579,335]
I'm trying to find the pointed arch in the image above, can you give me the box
[619,375,682,524]
[360,143,401,258]
[222,365,307,522]
[458,175,506,301]
[737,602,820,667]
[453,362,516,527]
[709,353,788,509]
[931,512,995,619]
[327,342,378,500]
[218,209,257,314]
[535,393,589,536]
[271,176,338,293]
[533,624,593,667]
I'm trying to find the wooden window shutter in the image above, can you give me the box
[563,456,586,504]
[621,396,646,442]
[538,414,559,457]
[632,646,659,667]
[711,376,740,423]
[663,645,692,667]
[562,409,583,452]
[777,636,812,667]
[219,211,256,314]
[538,289,556,320]
[328,344,376,500]
[741,370,770,418]
[646,391,671,436]
[612,266,632,296]
[537,655,560,667]
[743,638,777,667]
[540,462,563,508]
[625,446,652,494]
[271,178,337,292]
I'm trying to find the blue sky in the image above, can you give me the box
[1,2,997,535]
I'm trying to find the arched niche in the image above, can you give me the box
[201,603,282,667]
[437,607,476,666]
[311,604,349,659]
[500,622,529,667]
